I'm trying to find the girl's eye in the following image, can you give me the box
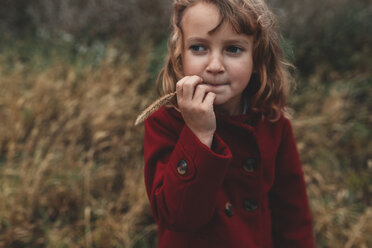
[190,45,206,52]
[226,46,243,54]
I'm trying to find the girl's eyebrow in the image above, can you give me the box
[185,37,251,46]
[222,38,251,46]
[185,37,209,44]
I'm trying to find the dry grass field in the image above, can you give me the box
[0,37,371,247]
[0,42,159,247]
[0,0,371,247]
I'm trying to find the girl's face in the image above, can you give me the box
[181,2,254,115]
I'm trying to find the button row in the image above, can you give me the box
[176,158,258,176]
[175,160,259,217]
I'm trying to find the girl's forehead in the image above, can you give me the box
[181,2,221,34]
[180,1,255,37]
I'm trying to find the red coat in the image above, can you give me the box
[144,106,315,248]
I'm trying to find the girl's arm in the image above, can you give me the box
[144,108,232,232]
[269,118,315,248]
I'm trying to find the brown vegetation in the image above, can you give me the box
[0,0,371,247]
[0,46,159,247]
[0,41,371,248]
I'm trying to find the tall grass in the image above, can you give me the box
[0,36,371,247]
[291,72,372,247]
[0,0,371,245]
[0,38,158,247]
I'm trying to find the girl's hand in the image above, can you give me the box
[176,75,216,148]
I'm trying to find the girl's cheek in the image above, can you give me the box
[184,61,203,75]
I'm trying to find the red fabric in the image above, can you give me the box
[144,106,315,248]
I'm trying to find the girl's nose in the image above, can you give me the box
[206,53,225,74]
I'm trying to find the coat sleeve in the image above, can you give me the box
[269,118,315,248]
[144,110,232,232]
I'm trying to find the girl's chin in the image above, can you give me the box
[212,95,228,105]
[211,96,223,105]
[212,98,230,110]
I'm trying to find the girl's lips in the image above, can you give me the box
[203,81,229,87]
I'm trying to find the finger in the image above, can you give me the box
[193,84,208,103]
[203,92,216,106]
[182,75,203,101]
[176,76,189,99]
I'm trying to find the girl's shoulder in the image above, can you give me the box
[147,105,182,122]
[269,114,296,142]
[254,114,295,139]
[273,114,292,128]
[277,114,295,133]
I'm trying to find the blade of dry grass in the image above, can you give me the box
[134,92,176,126]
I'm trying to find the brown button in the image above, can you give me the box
[225,202,233,217]
[243,158,258,172]
[243,199,258,212]
[177,160,188,175]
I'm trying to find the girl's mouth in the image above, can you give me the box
[203,81,229,87]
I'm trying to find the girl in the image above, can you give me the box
[143,0,315,247]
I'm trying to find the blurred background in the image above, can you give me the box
[0,0,371,247]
